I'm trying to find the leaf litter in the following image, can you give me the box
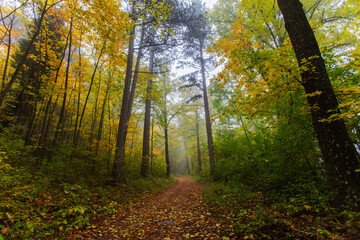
[69,178,233,239]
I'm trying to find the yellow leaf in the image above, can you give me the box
[304,205,311,211]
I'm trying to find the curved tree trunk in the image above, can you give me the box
[277,0,360,208]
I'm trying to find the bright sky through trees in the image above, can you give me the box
[203,0,217,8]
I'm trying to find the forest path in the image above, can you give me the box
[73,177,230,239]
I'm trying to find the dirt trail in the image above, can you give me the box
[74,177,230,239]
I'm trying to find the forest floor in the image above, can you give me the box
[68,177,232,239]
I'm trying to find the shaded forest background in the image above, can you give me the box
[0,0,360,238]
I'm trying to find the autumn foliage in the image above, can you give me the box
[1,0,360,239]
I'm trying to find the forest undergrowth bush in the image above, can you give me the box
[0,131,175,239]
[200,128,360,239]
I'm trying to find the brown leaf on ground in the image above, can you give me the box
[69,178,232,239]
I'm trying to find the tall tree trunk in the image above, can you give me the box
[49,17,73,161]
[107,97,113,172]
[277,0,360,208]
[73,40,82,146]
[127,25,145,122]
[38,93,60,160]
[74,40,106,148]
[164,79,170,177]
[199,39,215,177]
[141,31,154,177]
[112,21,136,183]
[0,0,49,108]
[89,69,102,145]
[164,124,170,177]
[150,116,154,171]
[112,13,145,182]
[36,27,70,162]
[184,138,190,175]
[195,109,202,173]
[127,112,143,162]
[96,72,112,155]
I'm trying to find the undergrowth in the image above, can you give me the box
[0,160,175,239]
[198,126,360,239]
[201,179,360,239]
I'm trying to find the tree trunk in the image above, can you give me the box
[73,40,82,146]
[89,69,102,146]
[239,115,250,144]
[112,14,145,182]
[165,124,170,177]
[277,0,360,208]
[48,17,73,161]
[199,39,215,177]
[163,76,170,177]
[74,40,106,148]
[36,20,71,161]
[96,72,112,155]
[127,112,143,162]
[112,22,136,183]
[38,93,59,160]
[195,109,202,173]
[127,25,145,122]
[184,138,190,175]
[150,116,154,171]
[141,31,155,177]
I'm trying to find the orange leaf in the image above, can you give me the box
[1,228,8,234]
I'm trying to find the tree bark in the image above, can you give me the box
[48,16,73,161]
[277,0,360,208]
[150,116,154,170]
[195,109,202,173]
[141,30,155,177]
[36,19,71,161]
[96,72,112,155]
[165,124,170,177]
[89,69,102,146]
[199,39,215,177]
[74,40,106,148]
[112,13,145,182]
[163,77,170,177]
[127,26,145,122]
[184,138,190,175]
[112,22,136,183]
[73,39,82,146]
